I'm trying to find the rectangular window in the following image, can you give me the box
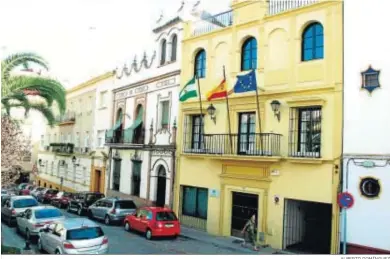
[61,133,65,143]
[99,91,107,108]
[182,186,208,219]
[75,132,80,147]
[364,73,379,87]
[54,134,57,143]
[160,101,170,129]
[289,106,322,158]
[238,112,256,154]
[84,131,89,147]
[67,133,71,143]
[97,130,105,147]
[183,115,204,153]
[89,96,93,111]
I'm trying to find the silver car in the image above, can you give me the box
[38,218,108,254]
[1,195,39,226]
[88,198,137,225]
[30,187,45,199]
[16,206,65,241]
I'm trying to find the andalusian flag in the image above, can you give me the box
[206,79,227,101]
[179,77,198,102]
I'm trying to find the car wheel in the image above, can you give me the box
[37,238,44,252]
[77,207,83,216]
[145,229,152,240]
[16,224,21,234]
[88,210,94,219]
[55,249,61,254]
[104,215,111,225]
[124,222,131,232]
[7,217,13,227]
[67,204,72,212]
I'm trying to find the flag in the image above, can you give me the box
[206,79,227,101]
[179,77,198,102]
[228,69,257,95]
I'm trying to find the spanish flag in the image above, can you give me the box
[206,79,227,101]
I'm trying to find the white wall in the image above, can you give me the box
[344,0,390,155]
[342,159,390,251]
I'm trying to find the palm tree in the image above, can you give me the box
[1,52,66,126]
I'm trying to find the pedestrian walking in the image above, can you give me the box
[241,214,258,251]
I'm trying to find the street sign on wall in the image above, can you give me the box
[338,192,354,209]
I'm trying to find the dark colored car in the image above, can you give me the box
[38,189,59,204]
[67,192,105,216]
[50,191,73,208]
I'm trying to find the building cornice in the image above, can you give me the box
[67,71,115,94]
[153,17,182,33]
[113,69,181,93]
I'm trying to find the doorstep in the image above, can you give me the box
[179,226,282,255]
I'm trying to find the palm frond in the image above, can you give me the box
[5,102,57,127]
[1,52,48,83]
[3,75,66,113]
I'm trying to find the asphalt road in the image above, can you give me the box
[1,207,247,255]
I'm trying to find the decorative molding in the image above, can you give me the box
[286,97,326,107]
[361,65,381,94]
[115,51,156,79]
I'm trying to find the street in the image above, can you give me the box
[1,207,253,255]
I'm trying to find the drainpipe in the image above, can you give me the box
[106,147,112,195]
[341,158,353,255]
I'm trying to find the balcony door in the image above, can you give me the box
[238,112,256,155]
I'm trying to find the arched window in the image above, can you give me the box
[160,39,167,65]
[302,22,324,61]
[171,35,177,62]
[241,37,257,71]
[194,49,206,78]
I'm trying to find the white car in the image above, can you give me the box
[16,206,65,241]
[30,187,45,198]
[38,218,108,254]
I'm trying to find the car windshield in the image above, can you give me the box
[63,193,72,197]
[47,190,58,195]
[86,194,102,201]
[36,188,44,192]
[156,211,177,221]
[1,190,7,194]
[66,227,104,240]
[13,199,38,208]
[115,201,136,209]
[35,209,63,219]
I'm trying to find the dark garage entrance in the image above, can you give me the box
[283,199,332,254]
[231,192,259,238]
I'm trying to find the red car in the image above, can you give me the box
[50,191,73,208]
[20,185,35,195]
[123,207,180,240]
[38,189,59,204]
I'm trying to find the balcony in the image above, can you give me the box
[267,0,319,16]
[49,143,74,154]
[56,111,76,126]
[105,129,145,147]
[192,10,233,37]
[183,133,282,157]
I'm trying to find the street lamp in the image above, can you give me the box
[270,100,281,122]
[72,156,80,166]
[207,104,216,124]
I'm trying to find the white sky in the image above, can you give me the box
[0,0,231,88]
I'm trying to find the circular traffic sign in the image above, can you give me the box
[338,192,354,209]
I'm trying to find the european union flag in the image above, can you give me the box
[232,69,257,93]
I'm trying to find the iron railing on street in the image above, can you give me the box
[183,133,282,157]
[267,0,319,16]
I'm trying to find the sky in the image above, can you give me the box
[0,0,231,88]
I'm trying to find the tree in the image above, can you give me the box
[1,52,66,126]
[1,115,31,186]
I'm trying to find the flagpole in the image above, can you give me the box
[253,69,263,152]
[223,66,233,154]
[195,74,204,134]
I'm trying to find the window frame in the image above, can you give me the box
[237,112,256,154]
[181,185,208,219]
[241,37,257,71]
[191,115,204,150]
[194,50,206,79]
[160,100,170,129]
[160,39,167,65]
[171,34,177,62]
[301,22,324,62]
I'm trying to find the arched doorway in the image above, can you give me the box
[156,166,167,207]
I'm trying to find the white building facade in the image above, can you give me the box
[105,2,201,208]
[342,0,390,254]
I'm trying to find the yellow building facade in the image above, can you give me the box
[174,0,343,254]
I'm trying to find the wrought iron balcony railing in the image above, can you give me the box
[192,10,233,36]
[56,111,76,125]
[49,143,74,154]
[267,0,319,16]
[183,133,281,157]
[105,129,145,145]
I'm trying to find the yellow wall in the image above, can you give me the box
[175,0,343,254]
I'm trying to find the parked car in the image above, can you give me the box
[38,189,59,204]
[37,218,108,254]
[31,187,45,199]
[88,198,137,225]
[20,185,35,195]
[67,192,105,216]
[16,206,65,242]
[1,195,39,226]
[16,183,29,192]
[123,207,180,240]
[51,192,73,208]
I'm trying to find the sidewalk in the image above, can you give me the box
[179,226,284,255]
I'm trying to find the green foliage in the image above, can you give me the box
[1,52,66,126]
[1,245,22,254]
